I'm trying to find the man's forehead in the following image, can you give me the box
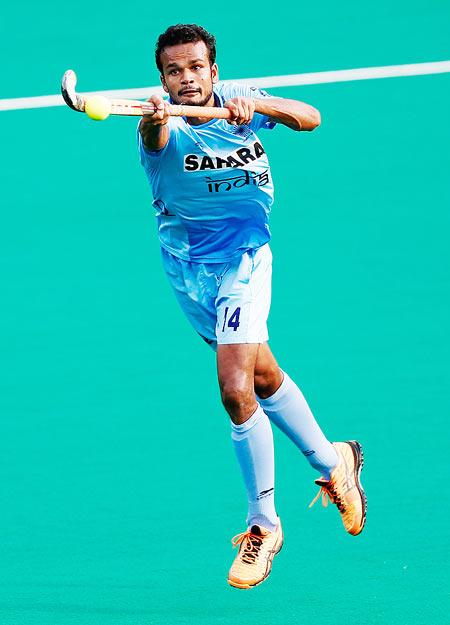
[161,41,209,68]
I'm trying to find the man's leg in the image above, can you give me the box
[254,343,367,536]
[254,343,338,478]
[217,343,279,531]
[217,343,283,589]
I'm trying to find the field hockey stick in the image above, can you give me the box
[61,70,232,120]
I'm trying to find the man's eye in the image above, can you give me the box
[169,70,179,75]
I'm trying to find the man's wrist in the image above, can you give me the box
[253,99,267,115]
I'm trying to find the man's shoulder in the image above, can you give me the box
[215,81,274,103]
[214,81,254,101]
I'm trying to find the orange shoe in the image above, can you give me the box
[227,522,283,589]
[309,441,367,535]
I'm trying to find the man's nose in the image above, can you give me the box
[180,69,195,84]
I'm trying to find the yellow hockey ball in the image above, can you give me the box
[85,95,111,121]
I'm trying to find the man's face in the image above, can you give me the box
[159,40,218,106]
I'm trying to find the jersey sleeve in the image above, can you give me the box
[218,82,277,132]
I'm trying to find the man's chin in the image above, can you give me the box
[174,92,213,107]
[180,97,202,106]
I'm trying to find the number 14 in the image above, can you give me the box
[222,306,241,332]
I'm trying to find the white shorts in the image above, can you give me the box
[161,244,272,350]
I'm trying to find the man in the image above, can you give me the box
[138,24,366,589]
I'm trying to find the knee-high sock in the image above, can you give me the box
[231,405,279,532]
[258,371,338,479]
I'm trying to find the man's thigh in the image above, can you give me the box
[217,342,281,395]
[161,243,272,349]
[217,343,260,389]
[216,244,272,346]
[161,248,220,346]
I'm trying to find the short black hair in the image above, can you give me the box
[155,24,216,74]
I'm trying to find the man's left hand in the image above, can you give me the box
[224,97,255,125]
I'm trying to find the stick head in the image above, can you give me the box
[61,70,85,112]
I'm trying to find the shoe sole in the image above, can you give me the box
[347,440,367,535]
[227,533,284,589]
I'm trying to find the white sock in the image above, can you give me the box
[258,371,338,479]
[231,405,279,532]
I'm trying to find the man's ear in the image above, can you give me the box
[211,63,219,84]
[161,75,169,93]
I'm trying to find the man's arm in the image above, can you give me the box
[139,94,171,151]
[140,93,320,146]
[255,97,321,131]
[224,95,320,131]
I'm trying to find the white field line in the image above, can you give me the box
[1,60,449,112]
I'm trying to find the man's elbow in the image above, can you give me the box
[301,108,321,132]
[311,108,321,129]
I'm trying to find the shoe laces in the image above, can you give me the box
[309,479,346,513]
[231,530,264,565]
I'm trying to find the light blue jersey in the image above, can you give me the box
[138,82,276,262]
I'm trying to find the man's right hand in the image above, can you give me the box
[140,94,171,151]
[142,94,171,126]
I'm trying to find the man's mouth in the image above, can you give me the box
[179,89,200,96]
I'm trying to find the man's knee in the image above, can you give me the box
[217,344,260,423]
[254,366,283,400]
[220,379,256,424]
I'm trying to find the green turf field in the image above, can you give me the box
[1,1,449,624]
